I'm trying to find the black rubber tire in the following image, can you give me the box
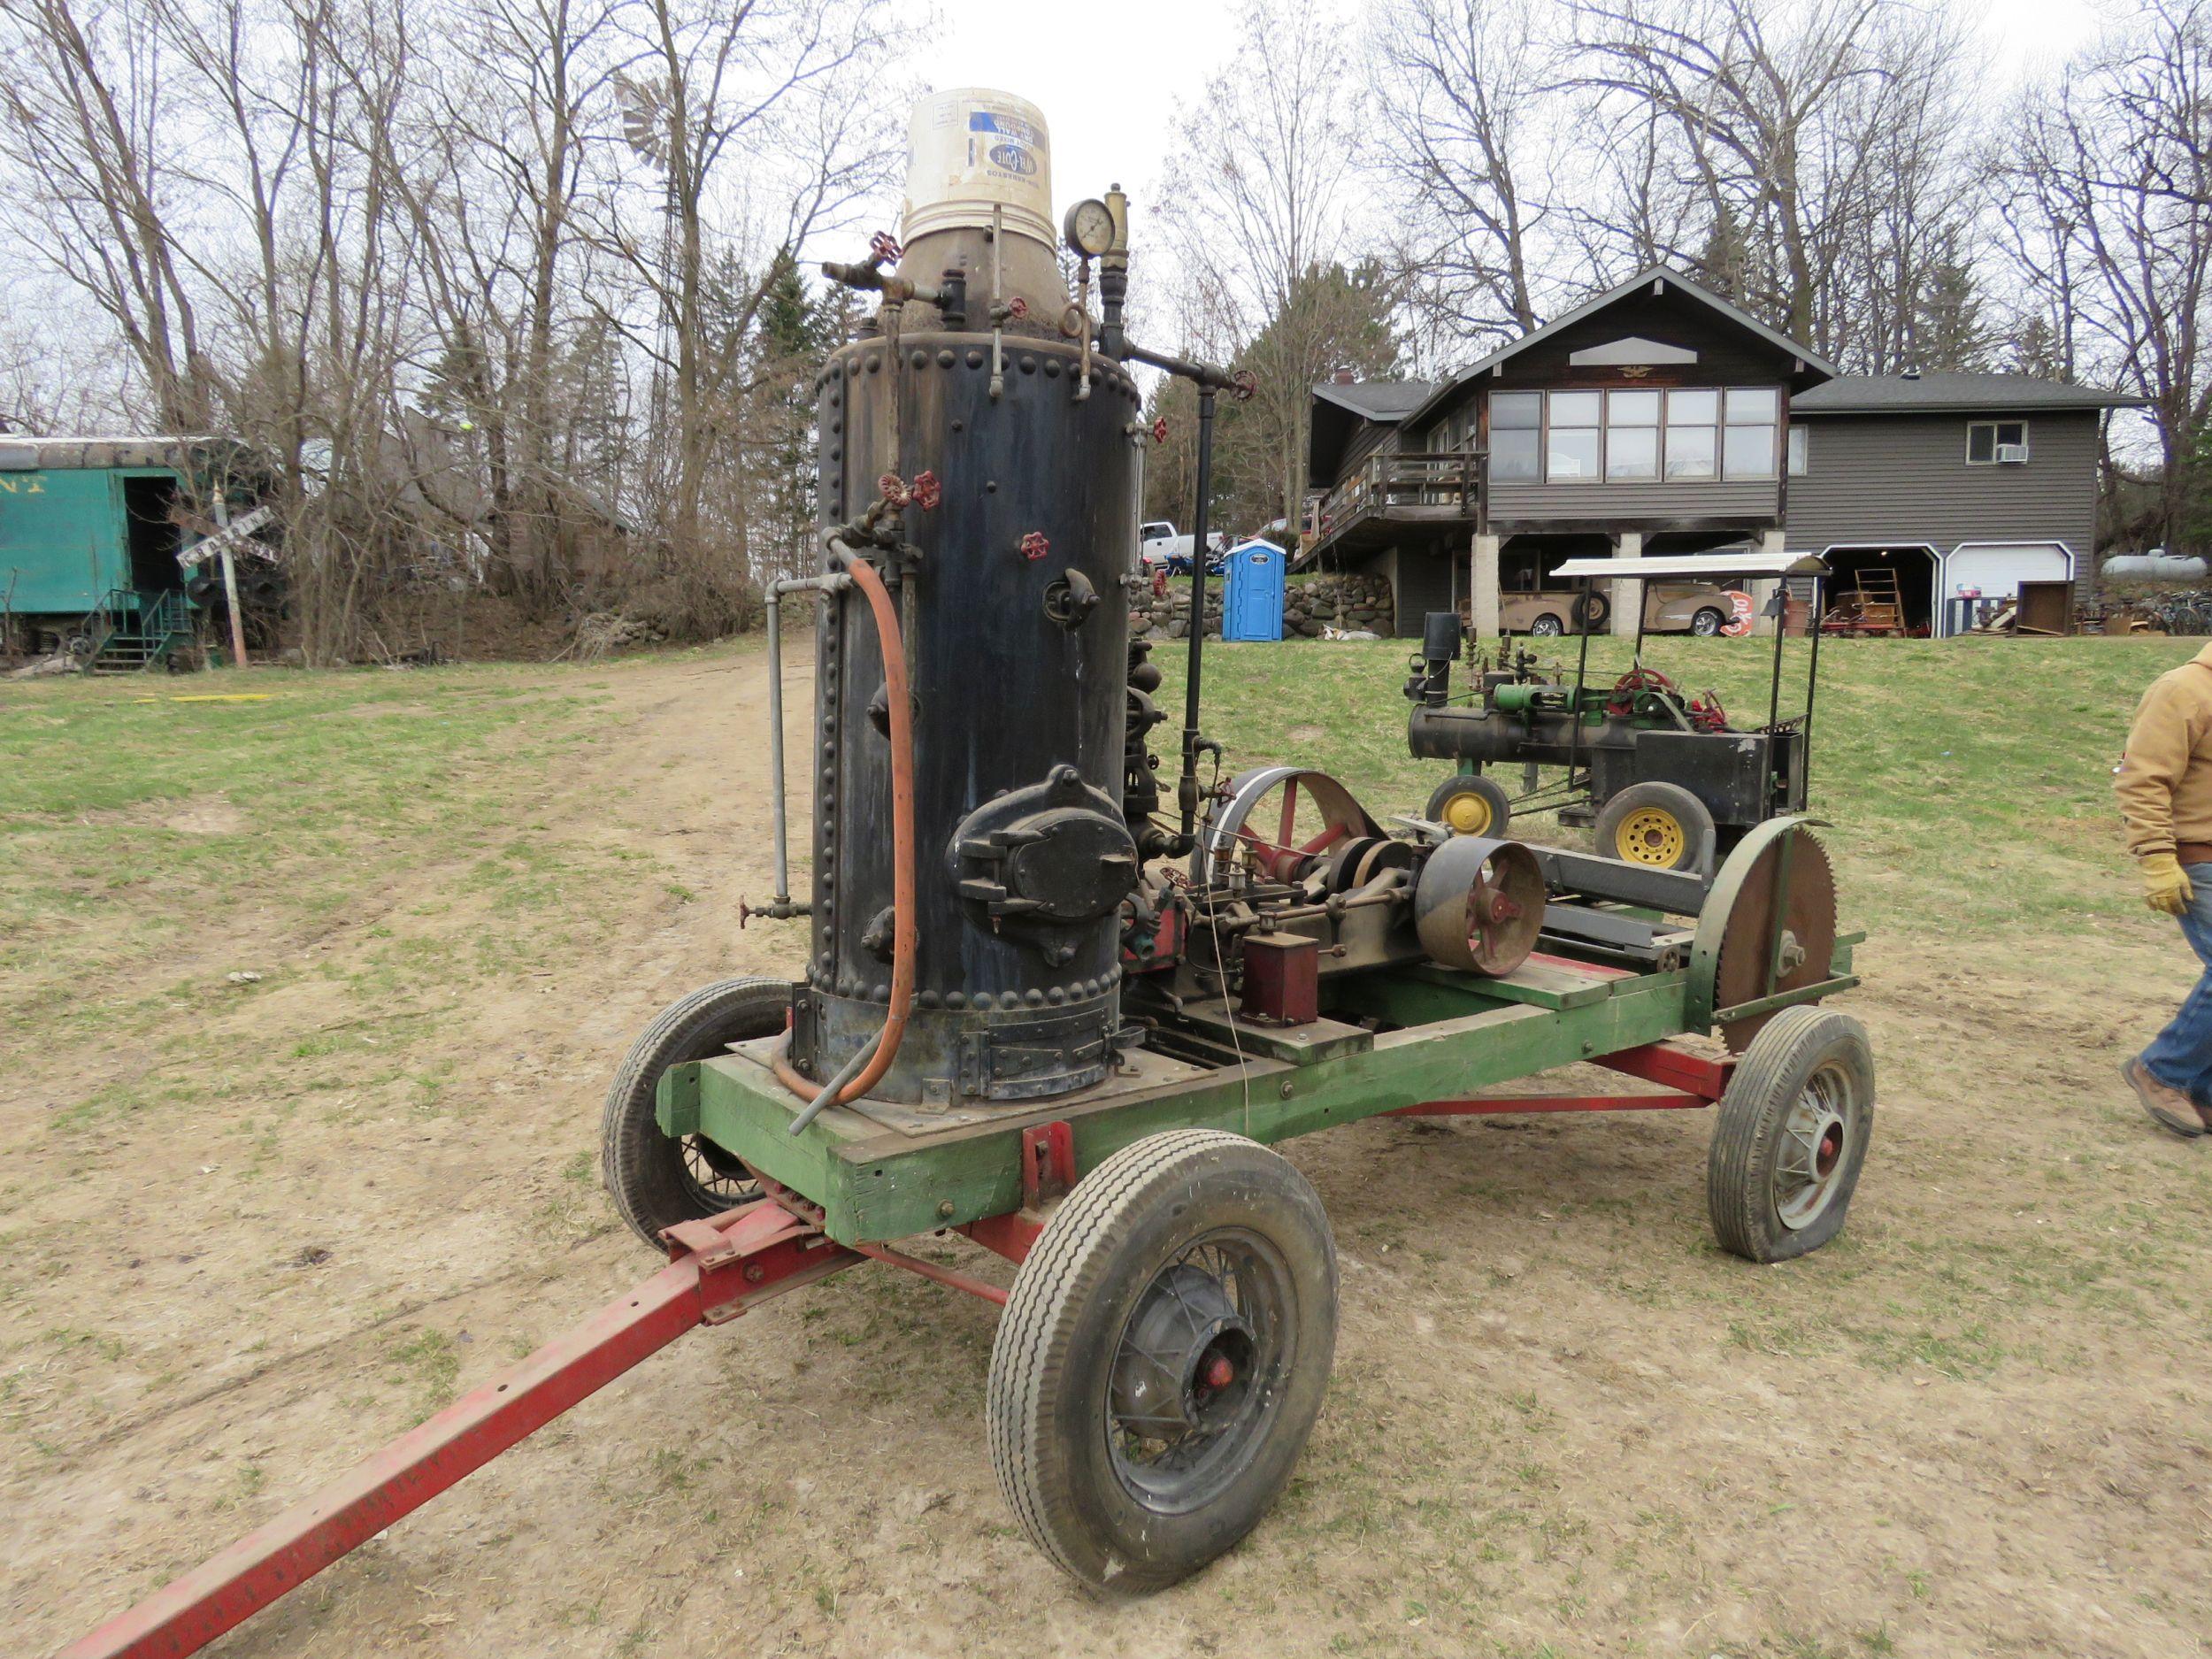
[1593,780,1716,872]
[987,1130,1338,1595]
[1691,607,1725,637]
[1707,1006,1876,1263]
[1529,612,1565,636]
[1572,589,1610,632]
[1425,772,1513,838]
[600,976,783,1249]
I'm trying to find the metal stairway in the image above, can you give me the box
[74,588,195,674]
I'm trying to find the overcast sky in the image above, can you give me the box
[910,0,2112,256]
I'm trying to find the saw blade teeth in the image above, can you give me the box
[1713,825,1839,1052]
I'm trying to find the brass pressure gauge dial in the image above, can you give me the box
[1064,198,1115,258]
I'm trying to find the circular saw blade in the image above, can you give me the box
[1713,826,1838,1052]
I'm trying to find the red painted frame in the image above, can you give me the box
[56,1202,857,1659]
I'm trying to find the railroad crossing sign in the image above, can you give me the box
[176,504,273,570]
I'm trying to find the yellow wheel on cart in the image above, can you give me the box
[1594,782,1714,872]
[1425,773,1512,838]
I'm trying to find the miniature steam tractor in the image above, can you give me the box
[60,91,1875,1659]
[1411,552,1832,872]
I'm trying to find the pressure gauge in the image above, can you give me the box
[1064,198,1115,257]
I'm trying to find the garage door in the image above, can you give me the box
[1939,542,2074,634]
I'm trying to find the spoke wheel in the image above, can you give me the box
[1200,766,1382,887]
[988,1130,1337,1594]
[1107,1234,1292,1513]
[1707,1005,1875,1262]
[600,977,780,1248]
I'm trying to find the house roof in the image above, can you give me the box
[1792,372,2145,414]
[1312,380,1436,421]
[1399,265,1838,432]
[1307,379,1439,489]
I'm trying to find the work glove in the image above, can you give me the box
[2141,851,2194,916]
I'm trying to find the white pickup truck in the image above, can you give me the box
[1139,520,1229,574]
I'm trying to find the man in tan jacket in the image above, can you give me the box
[2116,641,2212,1137]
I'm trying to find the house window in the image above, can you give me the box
[1607,389,1661,480]
[1548,390,1602,480]
[1723,387,1778,478]
[1490,392,1541,481]
[1664,388,1718,479]
[1967,419,2028,464]
[1787,425,1809,476]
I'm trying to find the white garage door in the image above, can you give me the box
[1939,542,2074,635]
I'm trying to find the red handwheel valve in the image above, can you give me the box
[1151,417,1169,446]
[1019,531,1050,562]
[909,470,941,511]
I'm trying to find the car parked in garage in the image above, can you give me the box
[1499,553,1741,637]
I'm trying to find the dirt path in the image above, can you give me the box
[9,649,2212,1659]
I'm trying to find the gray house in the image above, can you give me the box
[1305,265,2139,636]
[1789,372,2139,631]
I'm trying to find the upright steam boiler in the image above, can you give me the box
[788,90,1149,1105]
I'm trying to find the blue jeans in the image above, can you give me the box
[2143,875,2212,1102]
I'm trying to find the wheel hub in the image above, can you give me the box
[1776,1068,1852,1230]
[1617,807,1686,866]
[1110,1262,1255,1442]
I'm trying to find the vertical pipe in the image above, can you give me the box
[1180,386,1217,875]
[1768,578,1788,730]
[1800,575,1825,804]
[1568,576,1594,789]
[766,585,789,905]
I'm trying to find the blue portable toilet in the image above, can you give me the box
[1222,538,1285,641]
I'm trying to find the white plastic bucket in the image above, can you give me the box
[903,88,1054,248]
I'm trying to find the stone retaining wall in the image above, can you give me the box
[1127,572,1394,640]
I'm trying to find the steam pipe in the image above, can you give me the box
[753,573,852,925]
[774,1028,879,1136]
[1178,385,1217,876]
[1118,338,1240,392]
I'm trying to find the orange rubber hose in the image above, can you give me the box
[795,548,913,1108]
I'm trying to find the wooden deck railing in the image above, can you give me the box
[1307,449,1483,547]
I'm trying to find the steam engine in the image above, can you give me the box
[780,88,1545,1113]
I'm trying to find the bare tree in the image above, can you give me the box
[1993,0,2212,548]
[0,0,217,428]
[1157,0,1372,528]
[597,0,900,586]
[1571,0,1983,369]
[1364,0,1559,354]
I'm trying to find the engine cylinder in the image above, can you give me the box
[793,331,1147,1102]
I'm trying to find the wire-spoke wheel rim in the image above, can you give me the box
[680,1135,758,1211]
[1774,1063,1855,1231]
[1105,1229,1294,1516]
